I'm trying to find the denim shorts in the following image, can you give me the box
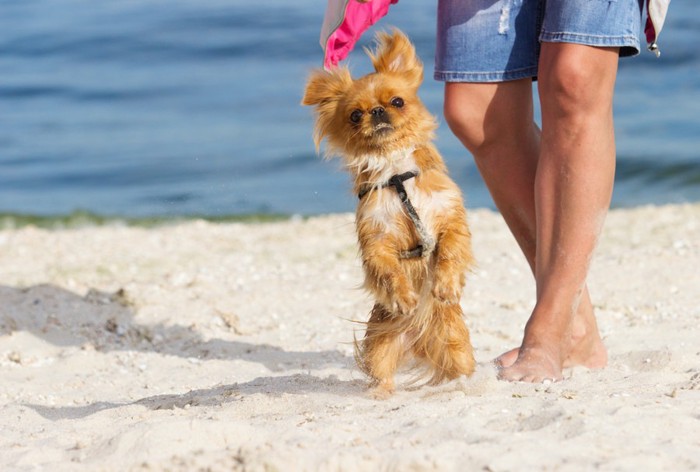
[435,0,644,83]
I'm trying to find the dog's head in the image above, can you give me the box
[302,30,436,164]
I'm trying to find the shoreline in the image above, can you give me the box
[1,203,699,470]
[3,199,699,228]
[0,210,292,230]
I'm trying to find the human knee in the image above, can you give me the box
[443,98,508,159]
[539,63,596,116]
[538,46,617,117]
[444,81,537,159]
[443,98,487,154]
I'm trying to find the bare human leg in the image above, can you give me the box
[499,43,618,381]
[443,44,612,381]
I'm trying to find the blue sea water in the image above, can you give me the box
[1,0,699,218]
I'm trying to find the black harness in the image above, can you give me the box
[358,171,436,259]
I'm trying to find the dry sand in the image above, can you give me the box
[1,204,699,471]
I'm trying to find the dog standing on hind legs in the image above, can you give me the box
[302,30,475,397]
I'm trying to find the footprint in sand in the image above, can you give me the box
[615,350,672,372]
[485,407,584,439]
[682,371,700,390]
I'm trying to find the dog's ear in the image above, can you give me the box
[369,29,423,88]
[301,67,353,152]
[301,67,352,107]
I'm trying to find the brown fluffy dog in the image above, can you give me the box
[302,30,475,397]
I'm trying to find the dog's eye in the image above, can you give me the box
[390,97,404,108]
[349,109,364,124]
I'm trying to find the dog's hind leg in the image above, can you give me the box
[415,302,475,385]
[355,303,404,398]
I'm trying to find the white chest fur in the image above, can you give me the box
[355,150,457,237]
[355,148,417,188]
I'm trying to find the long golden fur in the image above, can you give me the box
[302,30,475,397]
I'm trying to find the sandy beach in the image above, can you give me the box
[1,204,699,471]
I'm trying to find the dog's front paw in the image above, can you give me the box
[393,289,418,315]
[368,378,395,399]
[432,273,462,304]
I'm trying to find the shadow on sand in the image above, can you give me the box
[1,284,361,418]
[26,373,366,421]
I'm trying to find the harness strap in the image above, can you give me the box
[357,171,417,200]
[358,171,436,259]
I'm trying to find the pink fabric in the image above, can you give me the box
[645,0,656,44]
[645,0,671,47]
[323,0,398,70]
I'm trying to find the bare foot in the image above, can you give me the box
[496,330,607,371]
[495,301,608,382]
[495,347,520,369]
[497,344,563,383]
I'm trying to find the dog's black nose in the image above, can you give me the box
[370,106,385,116]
